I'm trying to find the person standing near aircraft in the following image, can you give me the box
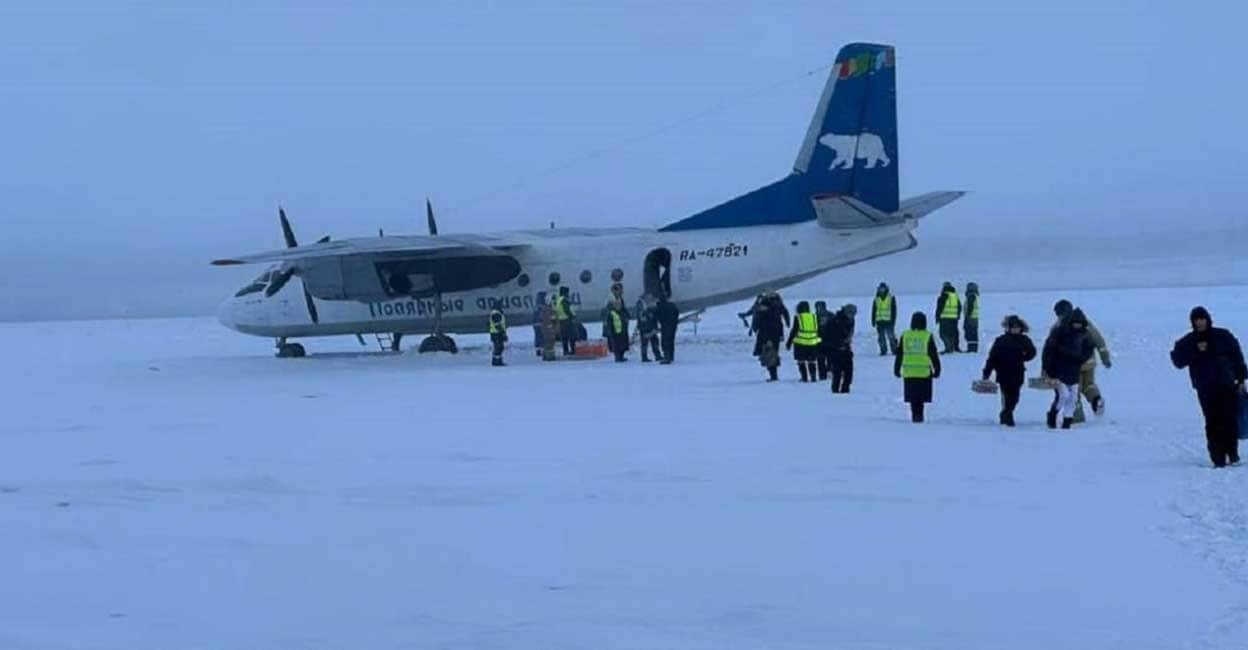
[532,291,547,357]
[982,315,1036,427]
[815,301,835,381]
[554,286,576,356]
[827,304,856,393]
[935,282,961,354]
[1171,306,1247,468]
[607,300,630,362]
[488,307,508,367]
[872,282,899,356]
[655,294,679,365]
[964,282,981,353]
[895,312,942,423]
[538,301,558,361]
[750,292,785,381]
[786,301,822,383]
[635,294,662,363]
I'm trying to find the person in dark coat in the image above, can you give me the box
[1042,308,1096,429]
[655,294,679,365]
[1170,306,1248,467]
[826,304,856,393]
[894,311,942,422]
[532,291,547,357]
[982,314,1037,427]
[815,300,835,381]
[750,292,787,375]
[964,282,981,353]
[606,302,630,362]
[635,294,662,362]
[786,300,822,382]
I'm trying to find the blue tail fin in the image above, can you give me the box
[662,43,899,231]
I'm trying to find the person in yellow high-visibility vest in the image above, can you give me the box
[488,308,508,367]
[964,282,981,354]
[935,281,962,354]
[871,282,899,356]
[894,311,942,423]
[553,286,577,356]
[785,301,823,382]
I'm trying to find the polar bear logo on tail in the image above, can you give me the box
[818,132,891,169]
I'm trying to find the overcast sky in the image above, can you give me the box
[0,0,1242,321]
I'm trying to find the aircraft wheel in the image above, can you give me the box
[276,342,306,358]
[417,333,459,354]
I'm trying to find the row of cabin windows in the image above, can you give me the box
[515,268,625,289]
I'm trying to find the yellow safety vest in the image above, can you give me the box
[940,291,960,320]
[610,310,623,335]
[488,310,506,334]
[874,295,892,324]
[554,295,572,321]
[794,312,821,347]
[900,330,934,379]
[970,295,980,320]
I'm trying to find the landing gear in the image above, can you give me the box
[275,338,306,358]
[390,332,403,352]
[417,291,458,354]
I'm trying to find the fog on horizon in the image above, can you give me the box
[0,0,1242,322]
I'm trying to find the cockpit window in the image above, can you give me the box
[234,270,272,297]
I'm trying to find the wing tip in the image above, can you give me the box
[211,259,245,266]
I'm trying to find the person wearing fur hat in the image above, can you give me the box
[827,304,857,393]
[964,282,982,353]
[1042,308,1096,429]
[894,311,942,422]
[983,315,1037,427]
[1171,306,1247,467]
[815,300,835,381]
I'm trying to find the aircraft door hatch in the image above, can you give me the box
[643,247,672,299]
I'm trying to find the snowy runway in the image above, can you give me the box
[3,286,1246,649]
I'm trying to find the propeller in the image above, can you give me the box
[271,206,321,324]
[426,198,438,236]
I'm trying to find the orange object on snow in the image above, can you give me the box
[573,339,610,359]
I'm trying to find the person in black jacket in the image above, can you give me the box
[894,311,942,423]
[982,314,1037,427]
[827,304,856,393]
[635,294,662,362]
[1170,306,1248,467]
[815,300,835,381]
[655,294,679,365]
[1042,308,1096,429]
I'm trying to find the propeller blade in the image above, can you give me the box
[426,198,438,236]
[316,235,331,244]
[279,207,298,248]
[264,267,294,297]
[303,284,320,324]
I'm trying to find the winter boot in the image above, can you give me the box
[798,365,809,382]
[910,403,925,423]
[1061,417,1074,430]
[1090,395,1105,416]
[767,367,778,382]
[1046,409,1058,429]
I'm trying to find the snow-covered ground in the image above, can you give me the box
[3,286,1247,649]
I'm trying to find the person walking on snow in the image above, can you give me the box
[964,282,982,354]
[815,300,835,381]
[532,291,547,357]
[1170,306,1247,468]
[635,294,662,363]
[895,311,942,423]
[827,304,856,393]
[786,301,822,382]
[982,315,1036,427]
[751,292,785,381]
[935,282,962,354]
[1042,308,1096,429]
[655,293,679,365]
[606,301,629,362]
[553,286,577,356]
[872,282,899,356]
[1051,299,1113,421]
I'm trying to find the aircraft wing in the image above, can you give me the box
[211,234,527,266]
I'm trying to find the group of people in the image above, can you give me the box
[488,284,680,367]
[740,292,856,390]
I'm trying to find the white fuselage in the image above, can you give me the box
[218,219,918,339]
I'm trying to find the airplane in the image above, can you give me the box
[214,42,963,358]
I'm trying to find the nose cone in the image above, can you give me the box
[217,297,239,331]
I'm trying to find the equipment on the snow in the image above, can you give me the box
[971,379,999,394]
[1028,376,1058,390]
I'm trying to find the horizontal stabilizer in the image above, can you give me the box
[897,191,965,219]
[812,194,898,229]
